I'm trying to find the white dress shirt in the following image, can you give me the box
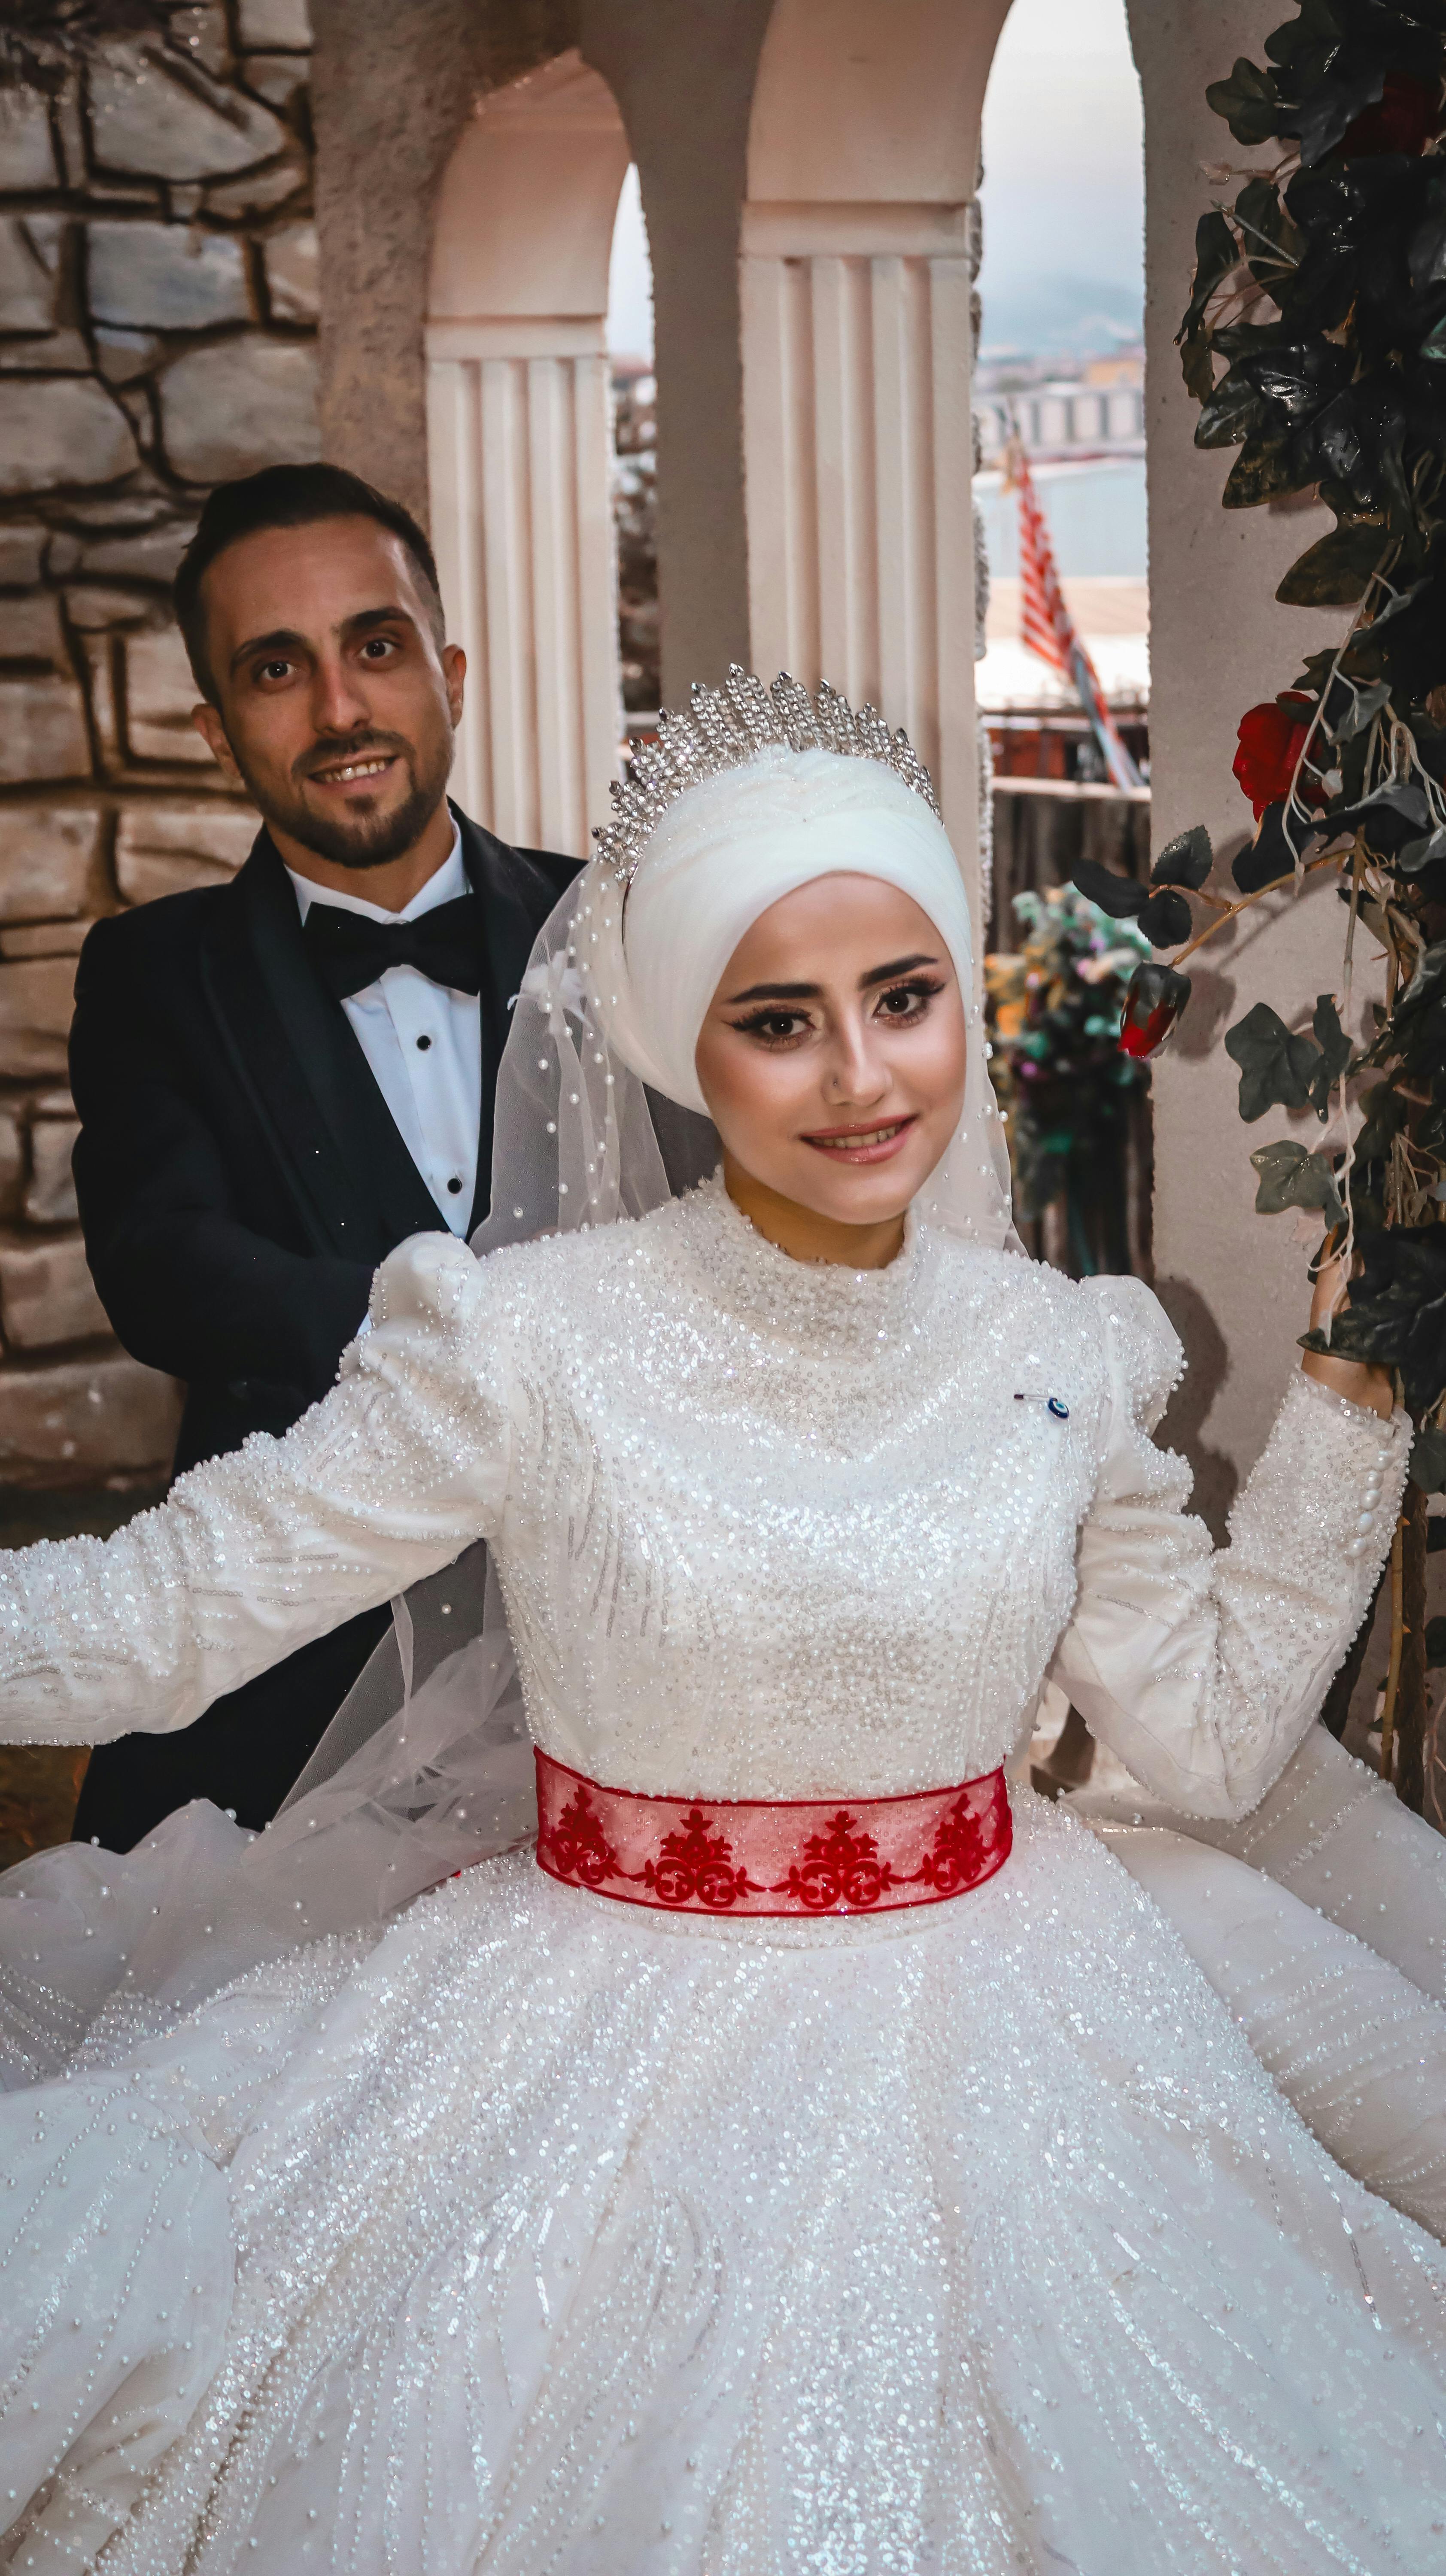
[287,826,481,1234]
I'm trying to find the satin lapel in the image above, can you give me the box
[458,807,548,1233]
[204,836,441,1260]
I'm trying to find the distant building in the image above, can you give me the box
[1081,346,1144,390]
[975,369,1144,465]
[974,343,1143,465]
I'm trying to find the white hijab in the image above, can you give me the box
[579,741,1018,1251]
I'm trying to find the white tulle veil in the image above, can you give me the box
[0,678,1018,2083]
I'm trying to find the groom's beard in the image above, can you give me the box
[230,724,455,872]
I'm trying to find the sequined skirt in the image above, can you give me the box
[3,1792,1446,2576]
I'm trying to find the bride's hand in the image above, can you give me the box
[1300,1249,1395,1422]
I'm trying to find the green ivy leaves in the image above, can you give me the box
[1250,1138,1347,1224]
[1149,825,1215,889]
[1301,1224,1446,1417]
[1276,519,1388,604]
[1226,1004,1319,1118]
[1206,56,1282,146]
[1171,7,1446,1441]
[1070,829,1214,953]
[1180,212,1244,401]
[1224,993,1352,1120]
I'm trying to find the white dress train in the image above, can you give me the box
[1080,1661,1446,2240]
[0,1178,1445,2574]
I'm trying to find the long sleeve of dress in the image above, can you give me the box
[1050,1277,1412,1821]
[0,1234,512,1747]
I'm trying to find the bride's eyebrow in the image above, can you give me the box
[725,978,821,1005]
[859,952,939,990]
[725,952,941,1007]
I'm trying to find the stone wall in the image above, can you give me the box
[0,0,316,1490]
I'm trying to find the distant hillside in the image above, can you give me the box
[977,269,1143,362]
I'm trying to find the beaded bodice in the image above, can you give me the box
[0,1174,1409,1828]
[481,1179,1145,1798]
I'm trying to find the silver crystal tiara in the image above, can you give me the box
[593,665,941,887]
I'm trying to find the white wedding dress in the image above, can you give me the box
[2,1177,1446,2574]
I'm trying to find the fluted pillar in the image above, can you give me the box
[741,202,976,844]
[428,328,618,851]
[425,52,628,853]
[740,0,1010,910]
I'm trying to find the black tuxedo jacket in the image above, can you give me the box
[67,804,580,1850]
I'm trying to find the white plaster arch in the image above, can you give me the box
[749,0,997,206]
[426,49,629,851]
[742,0,1011,906]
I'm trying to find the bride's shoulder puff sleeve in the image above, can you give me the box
[1049,1272,1412,1820]
[0,1231,521,1747]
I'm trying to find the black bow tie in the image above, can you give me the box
[303,894,485,1002]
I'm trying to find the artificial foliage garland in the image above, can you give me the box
[1071,0,1446,1815]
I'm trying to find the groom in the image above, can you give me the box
[67,462,580,1851]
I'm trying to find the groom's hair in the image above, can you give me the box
[174,462,445,704]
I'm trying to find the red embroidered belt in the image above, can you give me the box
[533,1748,1012,1919]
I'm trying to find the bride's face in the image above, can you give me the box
[694,875,968,1229]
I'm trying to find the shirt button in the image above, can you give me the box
[447,1177,462,1195]
[416,1034,432,1051]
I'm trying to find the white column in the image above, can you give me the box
[427,321,618,853]
[741,202,978,893]
[424,53,627,855]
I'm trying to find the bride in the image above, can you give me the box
[1,668,1446,2574]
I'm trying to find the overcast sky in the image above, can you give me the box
[980,0,1144,349]
[608,166,652,359]
[606,0,1144,361]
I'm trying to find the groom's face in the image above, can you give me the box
[190,515,465,871]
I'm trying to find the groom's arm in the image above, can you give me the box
[69,920,372,1410]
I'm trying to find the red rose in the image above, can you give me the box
[1342,73,1444,159]
[1233,695,1315,817]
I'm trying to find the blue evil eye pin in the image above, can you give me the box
[1015,1391,1070,1421]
